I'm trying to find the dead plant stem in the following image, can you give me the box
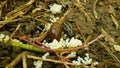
[5,51,28,68]
[0,16,31,28]
[93,0,99,19]
[74,0,92,22]
[10,24,21,39]
[99,41,120,63]
[27,55,81,66]
[22,52,28,68]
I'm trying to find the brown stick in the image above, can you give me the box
[5,51,28,68]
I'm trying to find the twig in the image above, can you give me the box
[37,30,49,41]
[22,52,28,68]
[87,34,104,45]
[55,34,104,52]
[108,5,116,17]
[10,24,21,39]
[5,51,28,68]
[74,0,92,22]
[27,55,81,66]
[0,1,7,18]
[101,28,115,45]
[56,8,71,24]
[110,14,119,30]
[99,41,120,63]
[93,0,99,19]
[5,0,34,20]
[23,34,104,53]
[33,18,48,25]
[59,54,70,68]
[75,22,86,43]
[0,16,31,28]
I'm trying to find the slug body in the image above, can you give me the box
[49,9,70,41]
[49,22,62,41]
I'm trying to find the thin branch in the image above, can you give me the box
[93,0,99,19]
[27,54,81,66]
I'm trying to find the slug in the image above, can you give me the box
[49,9,70,41]
[49,22,62,41]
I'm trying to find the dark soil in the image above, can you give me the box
[0,0,120,68]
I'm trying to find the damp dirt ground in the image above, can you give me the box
[0,0,120,68]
